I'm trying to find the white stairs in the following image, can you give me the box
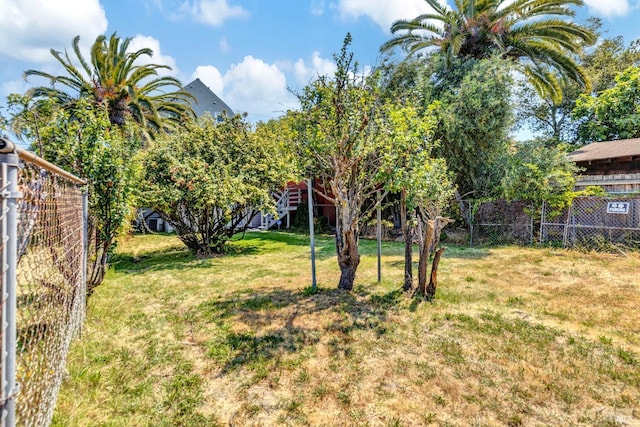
[260,187,302,229]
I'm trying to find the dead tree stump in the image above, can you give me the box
[425,247,446,301]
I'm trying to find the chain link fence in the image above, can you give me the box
[541,196,640,249]
[467,200,534,246]
[1,139,87,427]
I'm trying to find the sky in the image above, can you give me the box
[1,0,640,124]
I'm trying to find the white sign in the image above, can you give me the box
[607,202,630,214]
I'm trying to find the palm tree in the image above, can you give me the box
[381,0,596,101]
[23,33,194,139]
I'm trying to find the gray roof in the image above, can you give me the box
[183,78,234,118]
[568,138,640,162]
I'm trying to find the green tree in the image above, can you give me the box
[582,34,640,93]
[140,114,296,255]
[381,0,595,101]
[514,79,582,145]
[501,138,578,211]
[293,34,394,291]
[5,97,140,289]
[20,33,194,140]
[574,65,640,142]
[374,55,513,225]
[381,104,455,295]
[435,57,513,199]
[515,23,640,144]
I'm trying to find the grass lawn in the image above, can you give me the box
[52,231,640,426]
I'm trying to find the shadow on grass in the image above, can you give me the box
[232,231,338,260]
[441,245,490,259]
[194,286,405,375]
[112,231,336,274]
[112,245,207,274]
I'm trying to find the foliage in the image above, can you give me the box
[378,102,455,293]
[290,201,331,234]
[574,65,640,142]
[581,21,640,94]
[18,33,194,141]
[292,34,398,290]
[514,79,583,145]
[140,114,296,255]
[381,0,595,101]
[435,57,514,198]
[515,22,640,145]
[5,97,140,289]
[375,55,514,200]
[380,104,443,209]
[573,185,607,197]
[501,138,578,213]
[373,54,513,231]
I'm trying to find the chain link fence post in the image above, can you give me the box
[468,200,474,247]
[80,190,89,333]
[1,148,21,427]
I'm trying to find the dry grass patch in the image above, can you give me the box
[53,232,640,426]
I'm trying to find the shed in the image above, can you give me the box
[568,138,640,194]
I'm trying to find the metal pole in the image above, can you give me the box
[80,190,89,333]
[469,200,474,247]
[540,201,545,246]
[1,152,21,427]
[530,202,534,246]
[377,191,382,284]
[307,179,316,290]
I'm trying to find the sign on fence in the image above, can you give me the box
[607,202,630,214]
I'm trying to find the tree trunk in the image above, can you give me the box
[417,216,453,296]
[335,200,361,291]
[400,189,413,291]
[336,227,360,291]
[425,247,446,301]
[87,238,109,294]
[417,219,435,296]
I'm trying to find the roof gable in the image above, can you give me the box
[183,78,234,118]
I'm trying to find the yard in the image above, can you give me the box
[52,232,640,426]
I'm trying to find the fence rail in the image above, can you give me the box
[0,137,87,427]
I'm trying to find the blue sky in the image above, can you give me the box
[1,0,640,123]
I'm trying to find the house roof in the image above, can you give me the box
[568,138,640,163]
[183,78,234,118]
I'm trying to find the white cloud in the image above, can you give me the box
[337,0,434,32]
[180,0,249,26]
[129,35,180,77]
[293,51,337,85]
[223,56,298,119]
[584,0,629,16]
[0,79,29,105]
[311,0,325,16]
[192,65,225,96]
[192,56,299,121]
[0,0,107,62]
[219,37,231,53]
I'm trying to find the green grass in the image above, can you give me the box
[52,231,640,426]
